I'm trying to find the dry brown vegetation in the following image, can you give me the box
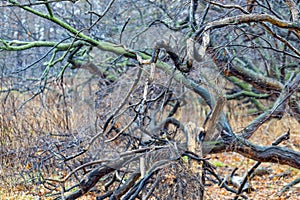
[0,73,99,199]
[1,1,300,199]
[1,74,299,199]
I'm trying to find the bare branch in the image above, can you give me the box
[239,73,300,139]
[196,13,300,37]
[285,0,299,21]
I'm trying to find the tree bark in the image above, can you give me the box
[203,135,300,169]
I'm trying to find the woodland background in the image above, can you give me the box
[0,0,300,199]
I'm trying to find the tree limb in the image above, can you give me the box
[204,134,300,169]
[239,72,300,139]
[197,13,300,37]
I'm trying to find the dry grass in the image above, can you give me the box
[0,77,299,199]
[0,74,99,195]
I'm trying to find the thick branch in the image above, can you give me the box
[60,166,115,200]
[203,135,300,169]
[228,136,300,169]
[110,170,141,199]
[1,40,86,51]
[59,157,130,200]
[198,13,300,35]
[208,47,285,93]
[227,59,284,92]
[203,95,226,142]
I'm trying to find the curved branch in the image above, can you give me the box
[286,0,299,22]
[212,47,285,92]
[207,1,248,14]
[110,169,141,199]
[1,40,86,51]
[203,135,300,169]
[229,136,300,169]
[198,13,300,34]
[61,166,116,200]
[239,73,300,138]
[58,156,141,200]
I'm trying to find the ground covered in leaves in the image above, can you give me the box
[1,88,299,200]
[206,153,300,199]
[204,116,300,200]
[1,119,299,200]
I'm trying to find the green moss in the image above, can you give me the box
[181,155,189,163]
[211,160,225,167]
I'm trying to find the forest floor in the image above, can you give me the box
[0,91,299,199]
[206,115,300,200]
[1,119,299,200]
[205,116,300,200]
[1,151,299,200]
[206,153,300,199]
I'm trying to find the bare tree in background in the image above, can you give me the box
[1,0,300,199]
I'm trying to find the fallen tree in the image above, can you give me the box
[1,0,299,199]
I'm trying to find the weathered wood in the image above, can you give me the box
[203,134,300,169]
[59,158,129,200]
[110,169,141,200]
[239,73,300,139]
